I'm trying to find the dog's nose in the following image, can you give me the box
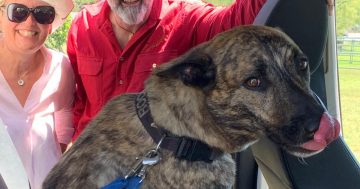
[304,124,318,139]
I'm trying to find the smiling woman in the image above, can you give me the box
[0,0,75,189]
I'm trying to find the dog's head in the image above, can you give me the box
[151,25,340,157]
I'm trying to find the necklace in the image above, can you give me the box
[17,79,25,86]
[17,70,29,86]
[118,24,135,36]
[112,13,136,36]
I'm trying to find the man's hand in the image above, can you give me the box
[327,0,334,16]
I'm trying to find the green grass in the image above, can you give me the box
[338,64,360,161]
[338,62,360,69]
[338,55,360,63]
[338,44,360,161]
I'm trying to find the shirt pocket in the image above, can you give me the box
[128,51,179,92]
[77,56,103,103]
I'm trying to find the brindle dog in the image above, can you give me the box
[43,25,340,189]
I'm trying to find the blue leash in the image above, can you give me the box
[101,149,161,189]
[101,176,143,189]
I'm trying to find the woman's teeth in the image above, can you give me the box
[18,30,37,37]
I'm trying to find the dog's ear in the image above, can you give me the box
[156,52,216,89]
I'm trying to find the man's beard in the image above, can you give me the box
[108,0,151,25]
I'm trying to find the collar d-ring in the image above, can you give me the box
[155,135,166,152]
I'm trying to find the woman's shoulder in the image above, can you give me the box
[43,48,70,64]
[42,48,75,87]
[45,47,67,58]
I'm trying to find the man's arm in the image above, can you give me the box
[327,0,334,16]
[186,0,267,45]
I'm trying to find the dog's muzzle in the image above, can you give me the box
[300,93,341,151]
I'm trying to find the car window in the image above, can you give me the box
[336,0,360,161]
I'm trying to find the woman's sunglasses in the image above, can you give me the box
[2,3,55,24]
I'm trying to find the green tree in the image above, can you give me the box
[74,0,97,11]
[45,16,72,52]
[336,0,360,36]
[45,0,97,52]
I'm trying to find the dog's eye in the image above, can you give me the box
[298,58,309,71]
[245,77,261,88]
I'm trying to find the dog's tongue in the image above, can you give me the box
[301,113,341,151]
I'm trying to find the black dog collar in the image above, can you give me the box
[135,91,223,163]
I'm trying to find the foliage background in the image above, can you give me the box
[336,0,360,36]
[45,0,97,51]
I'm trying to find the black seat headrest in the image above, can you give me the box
[254,0,328,73]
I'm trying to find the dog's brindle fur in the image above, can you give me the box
[43,26,324,189]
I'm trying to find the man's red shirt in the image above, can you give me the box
[67,0,266,140]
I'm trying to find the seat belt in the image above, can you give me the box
[0,174,7,189]
[0,118,30,189]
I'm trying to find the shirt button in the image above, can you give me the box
[119,57,125,61]
[119,80,124,85]
[152,63,157,69]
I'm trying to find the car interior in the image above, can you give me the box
[0,1,359,189]
[232,0,360,188]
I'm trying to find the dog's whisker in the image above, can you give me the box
[297,157,308,165]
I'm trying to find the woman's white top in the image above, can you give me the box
[0,117,30,189]
[0,47,75,189]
